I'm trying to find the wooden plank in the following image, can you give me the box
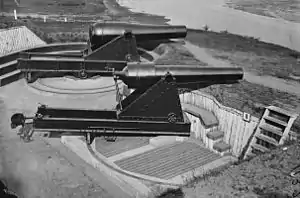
[267,106,298,118]
[256,133,279,146]
[264,116,288,127]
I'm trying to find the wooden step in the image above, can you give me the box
[246,152,257,158]
[0,70,23,87]
[0,60,18,76]
[267,106,298,118]
[264,116,288,127]
[181,103,218,128]
[213,141,231,153]
[255,133,279,146]
[259,124,283,136]
[206,131,224,140]
[251,143,270,153]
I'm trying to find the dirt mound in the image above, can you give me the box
[154,43,208,65]
[181,141,300,197]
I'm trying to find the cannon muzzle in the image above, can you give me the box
[89,22,187,50]
[116,63,244,89]
[11,113,26,129]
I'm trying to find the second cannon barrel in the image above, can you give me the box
[89,22,187,49]
[117,63,244,89]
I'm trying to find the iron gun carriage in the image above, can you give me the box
[17,22,187,82]
[11,22,244,144]
[11,63,243,144]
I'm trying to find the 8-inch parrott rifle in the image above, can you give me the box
[11,22,244,144]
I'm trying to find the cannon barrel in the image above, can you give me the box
[116,63,244,89]
[89,22,187,49]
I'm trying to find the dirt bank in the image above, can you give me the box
[182,142,300,198]
[184,41,300,97]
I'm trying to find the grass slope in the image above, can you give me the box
[187,29,300,79]
[226,0,300,23]
[1,0,106,14]
[186,29,300,132]
[184,141,300,198]
[159,140,300,198]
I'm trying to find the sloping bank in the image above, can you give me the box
[117,0,300,52]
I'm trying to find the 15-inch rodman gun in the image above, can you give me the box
[12,22,244,144]
[18,22,187,82]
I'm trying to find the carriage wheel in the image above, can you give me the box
[78,70,88,79]
[86,132,95,145]
[104,128,117,142]
[25,72,33,83]
[167,112,177,123]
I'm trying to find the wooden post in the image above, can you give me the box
[14,9,18,20]
[0,0,4,12]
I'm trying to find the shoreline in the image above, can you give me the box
[4,0,300,53]
[0,0,169,25]
[116,0,300,52]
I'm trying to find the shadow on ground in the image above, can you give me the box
[156,188,185,198]
[0,180,19,198]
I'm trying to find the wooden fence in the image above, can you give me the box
[179,90,259,157]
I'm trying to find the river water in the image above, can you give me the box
[117,0,300,52]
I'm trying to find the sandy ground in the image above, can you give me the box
[0,80,133,198]
[118,0,300,52]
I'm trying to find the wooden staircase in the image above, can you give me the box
[206,131,231,156]
[244,106,298,159]
[181,103,231,156]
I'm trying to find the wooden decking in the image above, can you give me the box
[95,137,150,158]
[115,141,220,179]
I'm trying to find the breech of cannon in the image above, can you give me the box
[116,63,244,89]
[89,22,187,49]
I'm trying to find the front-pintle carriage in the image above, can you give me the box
[11,22,244,144]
